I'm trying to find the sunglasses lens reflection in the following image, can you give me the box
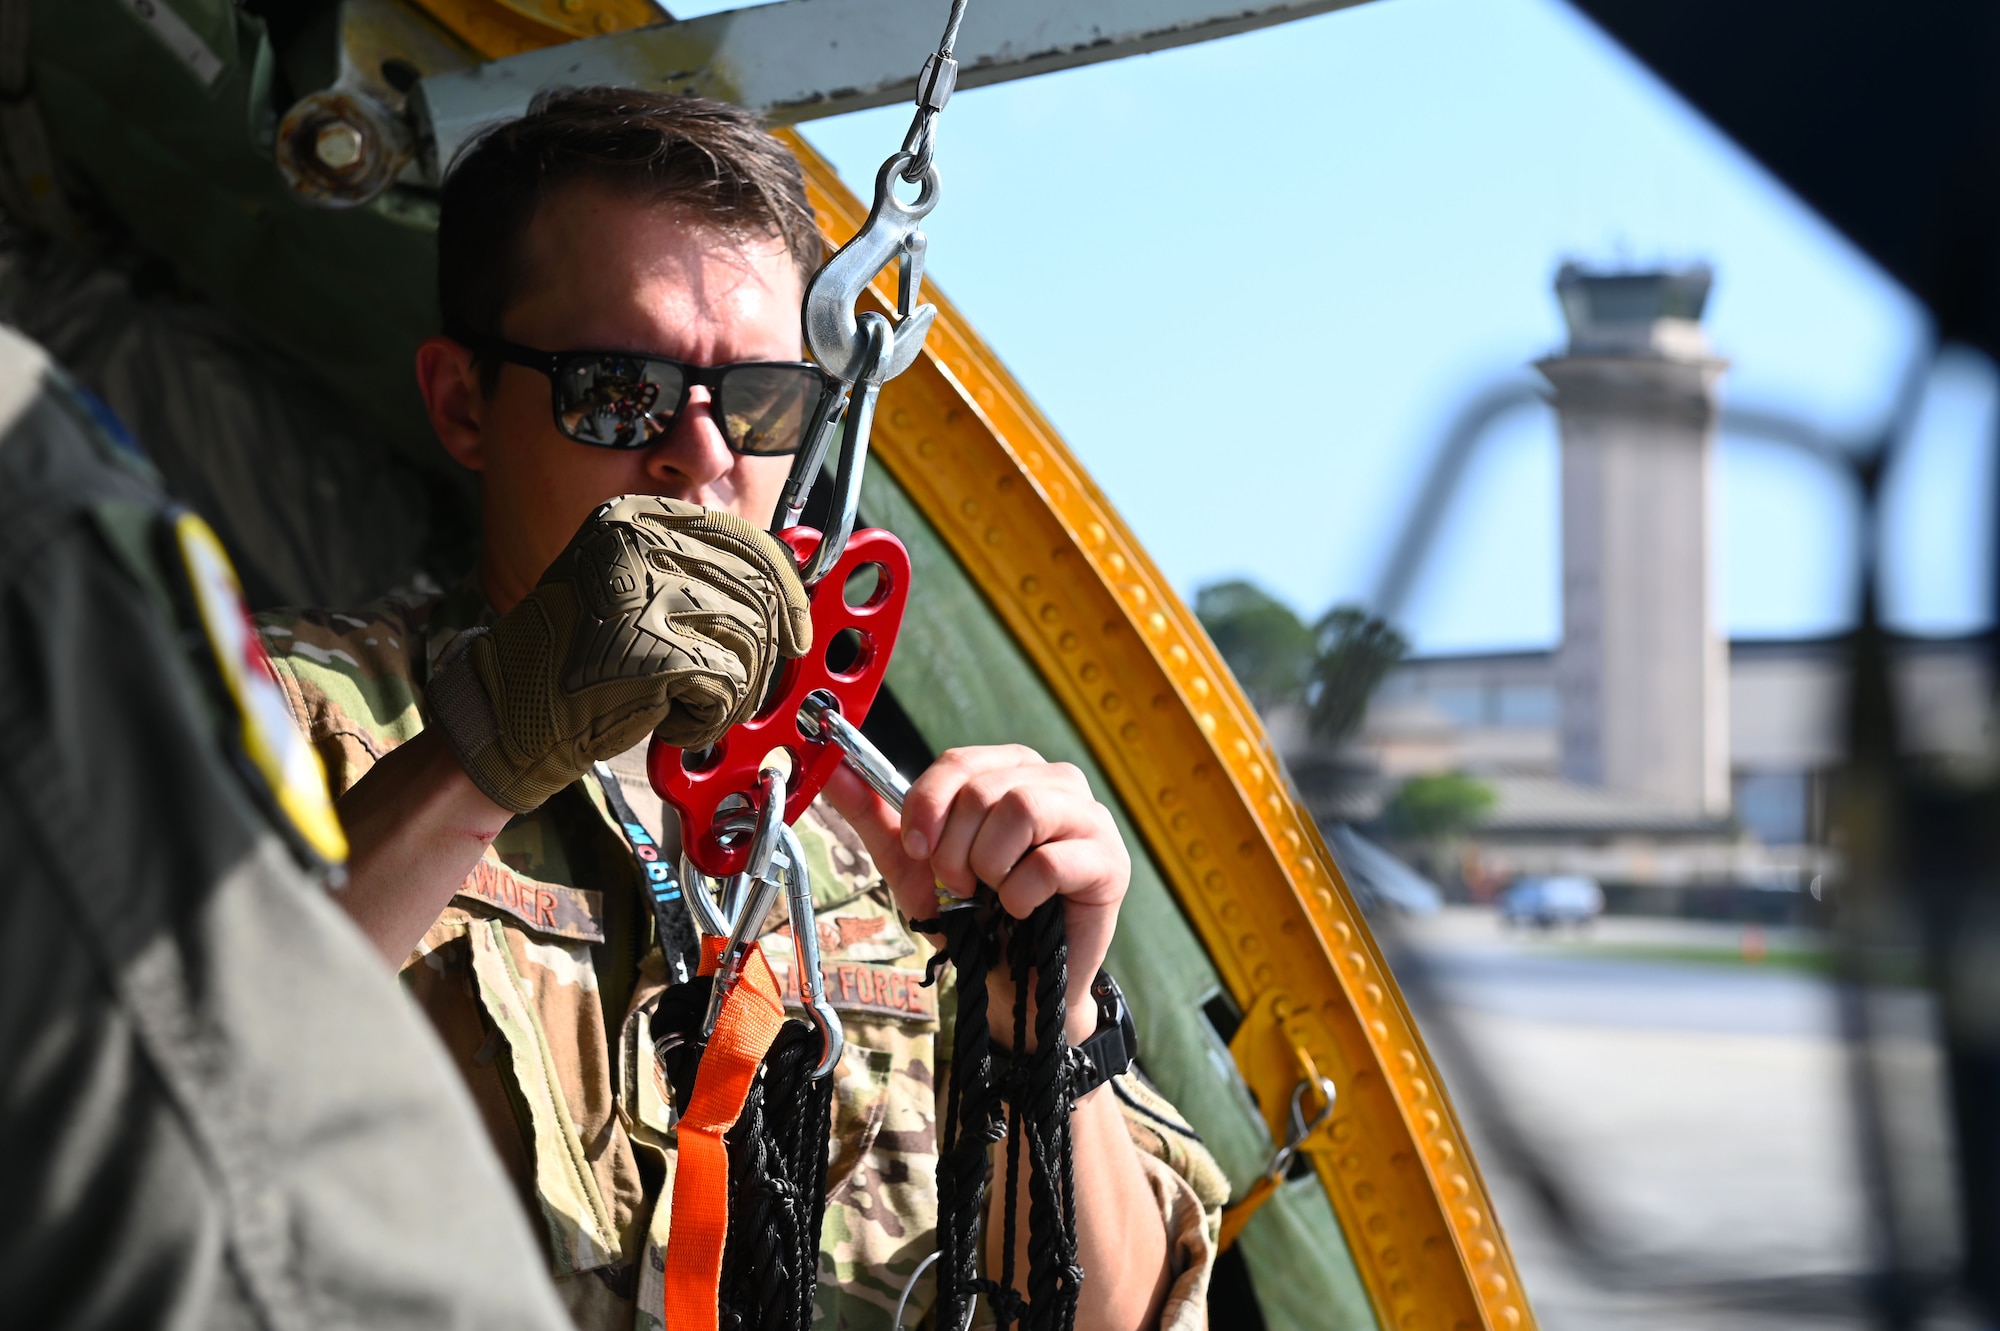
[557,355,684,448]
[551,354,825,455]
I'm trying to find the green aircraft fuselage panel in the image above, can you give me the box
[35,0,442,469]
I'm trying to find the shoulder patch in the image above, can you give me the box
[172,511,348,866]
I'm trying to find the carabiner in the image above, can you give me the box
[682,851,735,936]
[680,801,769,936]
[796,315,892,587]
[702,761,791,1037]
[777,823,844,1078]
[800,692,909,809]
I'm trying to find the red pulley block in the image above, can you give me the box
[648,526,910,877]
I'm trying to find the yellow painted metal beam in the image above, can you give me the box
[411,0,667,60]
[784,133,1534,1331]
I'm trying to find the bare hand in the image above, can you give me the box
[824,745,1130,1042]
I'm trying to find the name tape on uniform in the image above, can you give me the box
[459,859,607,943]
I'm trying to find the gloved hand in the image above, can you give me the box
[428,495,811,814]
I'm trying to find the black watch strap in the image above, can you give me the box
[1069,970,1137,1101]
[990,971,1138,1107]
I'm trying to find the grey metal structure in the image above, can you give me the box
[412,0,1370,181]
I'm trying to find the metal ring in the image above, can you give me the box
[876,150,942,220]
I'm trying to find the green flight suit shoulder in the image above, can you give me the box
[0,321,570,1331]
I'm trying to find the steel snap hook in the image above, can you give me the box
[1265,1075,1338,1182]
[776,152,946,565]
[802,150,941,387]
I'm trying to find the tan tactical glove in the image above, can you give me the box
[428,495,811,814]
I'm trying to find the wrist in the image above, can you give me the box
[984,970,1137,1106]
[1064,1000,1098,1047]
[386,728,514,837]
[981,971,1096,1052]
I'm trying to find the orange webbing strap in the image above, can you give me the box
[664,936,788,1331]
[1217,1174,1279,1252]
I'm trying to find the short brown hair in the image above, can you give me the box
[438,88,822,380]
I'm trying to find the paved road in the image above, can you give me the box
[1383,908,1959,1331]
[1422,944,1842,1037]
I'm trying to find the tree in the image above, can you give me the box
[1194,579,1314,712]
[1305,605,1408,744]
[1384,772,1496,842]
[1383,772,1496,895]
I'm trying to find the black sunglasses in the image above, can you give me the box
[447,324,840,457]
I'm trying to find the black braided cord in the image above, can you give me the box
[914,892,1082,1331]
[653,979,836,1331]
[719,1022,835,1331]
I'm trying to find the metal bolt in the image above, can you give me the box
[314,122,366,171]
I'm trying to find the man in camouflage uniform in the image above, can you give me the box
[257,89,1227,1331]
[0,323,575,1329]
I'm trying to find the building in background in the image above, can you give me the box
[1293,265,1993,916]
[1542,264,1730,818]
[1358,636,1987,910]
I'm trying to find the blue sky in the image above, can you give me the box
[690,0,1996,651]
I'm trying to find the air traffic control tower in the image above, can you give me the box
[1538,264,1731,818]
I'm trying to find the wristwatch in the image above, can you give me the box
[989,970,1138,1107]
[1071,970,1138,1100]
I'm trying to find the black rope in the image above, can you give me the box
[719,1022,835,1331]
[653,978,835,1331]
[915,892,1082,1331]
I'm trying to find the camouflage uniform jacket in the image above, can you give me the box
[258,580,1228,1331]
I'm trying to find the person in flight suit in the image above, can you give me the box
[255,88,1229,1331]
[0,321,575,1330]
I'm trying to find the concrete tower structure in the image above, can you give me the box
[1538,264,1731,817]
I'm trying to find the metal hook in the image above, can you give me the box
[1264,1076,1338,1182]
[780,151,945,567]
[803,151,941,386]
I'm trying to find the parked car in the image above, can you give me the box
[1499,875,1605,929]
